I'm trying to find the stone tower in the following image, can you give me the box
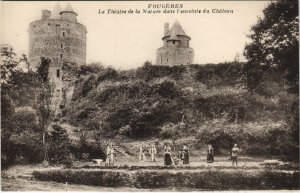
[28,3,87,114]
[156,21,194,66]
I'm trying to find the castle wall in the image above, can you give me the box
[157,22,194,66]
[177,36,189,47]
[48,64,64,112]
[29,19,86,70]
[29,11,86,115]
[156,46,194,66]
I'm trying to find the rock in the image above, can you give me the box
[260,159,283,166]
[92,159,104,166]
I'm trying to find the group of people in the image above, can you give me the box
[163,143,239,166]
[106,143,240,166]
[106,144,115,166]
[139,144,157,162]
[163,143,190,166]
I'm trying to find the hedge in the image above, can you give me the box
[33,169,300,190]
[73,165,260,170]
[33,170,131,187]
[72,164,298,171]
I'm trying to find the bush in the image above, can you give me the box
[33,169,300,190]
[11,107,40,133]
[134,171,172,188]
[69,140,106,161]
[10,130,44,163]
[194,62,244,86]
[136,62,186,81]
[33,170,131,187]
[153,79,181,99]
[47,124,72,165]
[196,118,292,156]
[1,106,44,166]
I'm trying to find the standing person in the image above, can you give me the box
[207,144,214,163]
[106,145,111,166]
[182,143,189,165]
[178,150,183,161]
[164,144,173,166]
[110,145,116,166]
[139,144,144,161]
[149,144,157,162]
[142,146,147,161]
[231,144,239,166]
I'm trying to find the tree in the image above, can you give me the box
[244,0,299,92]
[11,107,40,133]
[1,45,19,168]
[1,95,16,168]
[0,44,19,86]
[0,46,55,166]
[76,62,105,77]
[47,124,71,165]
[36,57,53,163]
[37,57,51,83]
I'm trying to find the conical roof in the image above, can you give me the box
[170,20,187,36]
[168,30,179,41]
[164,20,188,38]
[64,3,75,13]
[51,3,62,19]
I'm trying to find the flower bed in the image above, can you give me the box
[33,168,300,190]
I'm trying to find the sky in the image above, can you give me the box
[1,1,270,70]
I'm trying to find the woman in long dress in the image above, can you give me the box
[207,144,214,163]
[164,144,173,166]
[182,143,189,165]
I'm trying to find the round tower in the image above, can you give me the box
[28,3,87,70]
[156,20,194,66]
[28,3,87,115]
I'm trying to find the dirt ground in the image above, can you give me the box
[1,156,289,191]
[74,156,265,167]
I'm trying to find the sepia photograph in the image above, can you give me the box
[1,0,299,191]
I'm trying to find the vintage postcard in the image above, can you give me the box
[1,0,299,191]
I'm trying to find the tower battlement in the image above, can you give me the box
[28,3,87,70]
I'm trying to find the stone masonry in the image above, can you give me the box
[156,21,194,66]
[28,3,87,114]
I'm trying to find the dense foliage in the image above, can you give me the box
[244,0,299,160]
[2,0,299,168]
[63,61,298,159]
[1,45,54,168]
[244,0,298,92]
